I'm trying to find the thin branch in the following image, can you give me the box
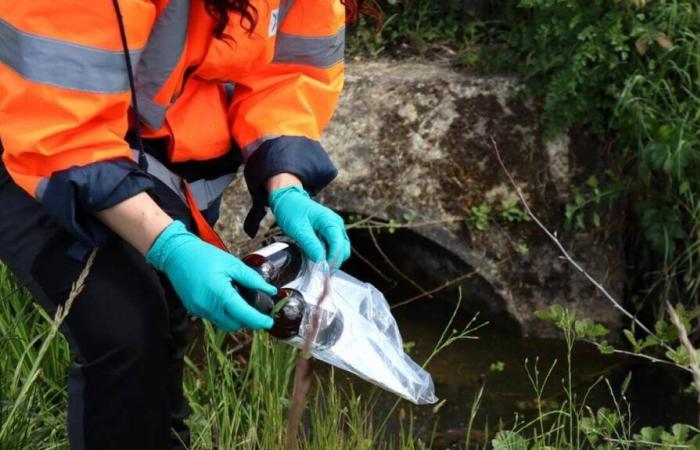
[350,244,393,283]
[391,257,511,309]
[347,217,465,231]
[368,227,434,300]
[667,301,700,426]
[582,339,692,374]
[490,136,668,349]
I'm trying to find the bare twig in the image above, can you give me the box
[368,228,434,300]
[490,136,669,350]
[347,217,466,231]
[350,244,393,283]
[582,339,692,374]
[667,302,700,426]
[391,257,511,309]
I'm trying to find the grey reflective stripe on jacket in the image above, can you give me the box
[134,0,190,129]
[273,27,345,69]
[278,0,296,25]
[0,17,141,93]
[272,0,344,69]
[134,151,234,210]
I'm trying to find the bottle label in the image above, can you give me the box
[253,241,289,258]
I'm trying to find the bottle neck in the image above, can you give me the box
[245,241,304,286]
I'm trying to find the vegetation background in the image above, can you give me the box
[2,0,700,448]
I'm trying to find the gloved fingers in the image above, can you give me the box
[226,260,278,296]
[340,228,352,265]
[221,286,274,330]
[291,221,327,263]
[317,217,350,271]
[209,314,243,333]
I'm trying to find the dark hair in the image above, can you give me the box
[204,0,382,39]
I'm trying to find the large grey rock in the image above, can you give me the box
[218,62,625,338]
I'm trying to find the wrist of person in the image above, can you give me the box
[265,172,303,193]
[145,220,190,271]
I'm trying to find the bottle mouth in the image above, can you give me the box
[269,288,305,340]
[299,304,344,350]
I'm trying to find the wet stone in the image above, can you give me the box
[218,62,625,339]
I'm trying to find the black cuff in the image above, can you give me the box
[40,158,154,248]
[243,136,338,237]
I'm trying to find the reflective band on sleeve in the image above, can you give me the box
[273,27,345,68]
[135,0,190,129]
[0,18,141,93]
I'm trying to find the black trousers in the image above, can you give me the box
[0,162,201,450]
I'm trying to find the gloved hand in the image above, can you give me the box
[146,221,276,331]
[269,185,351,269]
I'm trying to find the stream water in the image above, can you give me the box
[327,227,697,447]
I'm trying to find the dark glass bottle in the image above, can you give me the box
[241,241,304,287]
[238,241,344,347]
[267,288,306,340]
[238,241,304,316]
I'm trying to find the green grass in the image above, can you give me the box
[0,260,79,450]
[3,261,699,449]
[0,263,465,449]
[346,0,493,67]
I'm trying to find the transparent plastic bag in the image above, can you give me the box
[284,262,438,405]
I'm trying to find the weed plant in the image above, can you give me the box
[3,262,699,449]
[0,264,475,449]
[499,1,700,313]
[346,0,494,65]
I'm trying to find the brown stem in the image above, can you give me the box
[490,136,671,352]
[284,268,333,449]
[666,302,700,427]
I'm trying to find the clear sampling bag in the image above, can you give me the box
[283,261,438,405]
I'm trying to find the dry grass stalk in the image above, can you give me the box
[666,301,700,426]
[0,249,97,440]
[490,136,672,351]
[284,266,333,450]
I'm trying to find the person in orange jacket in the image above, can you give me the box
[0,1,376,448]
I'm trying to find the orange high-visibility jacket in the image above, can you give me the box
[0,0,343,247]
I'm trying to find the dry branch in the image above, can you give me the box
[490,136,671,351]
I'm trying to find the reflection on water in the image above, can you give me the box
[328,227,697,447]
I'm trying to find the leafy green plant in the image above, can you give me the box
[492,430,527,450]
[515,243,529,256]
[489,361,505,373]
[634,424,700,449]
[346,0,489,65]
[563,175,622,231]
[498,196,530,224]
[501,0,700,312]
[465,202,492,231]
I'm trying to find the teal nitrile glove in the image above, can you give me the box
[269,185,351,270]
[146,221,277,332]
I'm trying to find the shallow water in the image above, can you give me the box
[326,227,697,447]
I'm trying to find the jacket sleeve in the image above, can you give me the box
[0,2,156,248]
[226,0,345,236]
